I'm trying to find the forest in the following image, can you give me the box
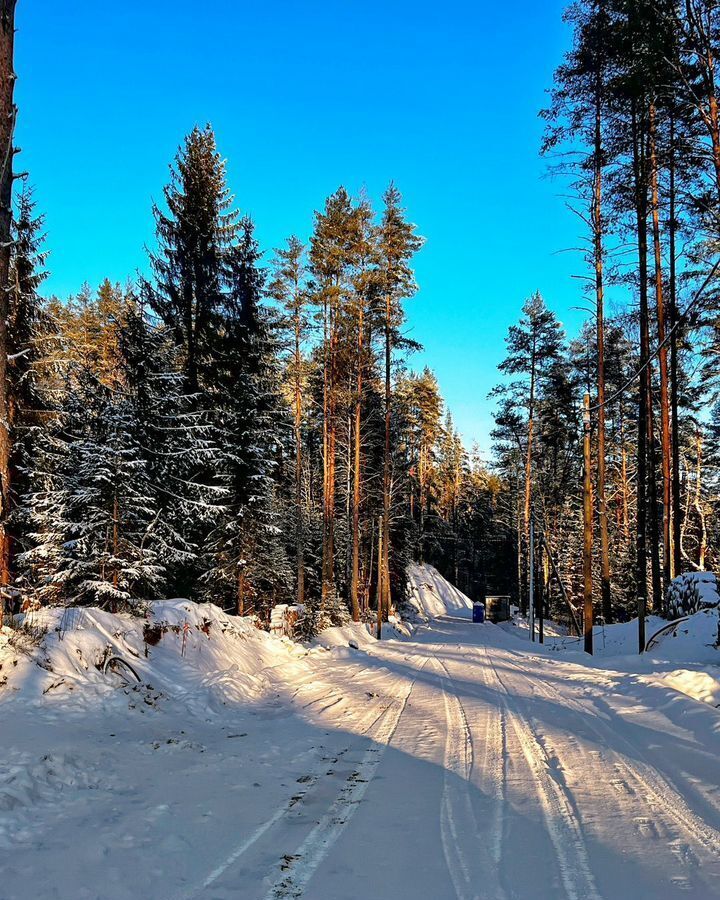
[4,0,720,643]
[2,128,511,633]
[496,0,720,644]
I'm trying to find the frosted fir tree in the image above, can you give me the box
[201,218,292,616]
[7,184,50,592]
[53,373,164,609]
[117,302,218,598]
[19,306,217,610]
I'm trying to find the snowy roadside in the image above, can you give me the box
[3,566,720,899]
[0,598,418,899]
[498,604,720,719]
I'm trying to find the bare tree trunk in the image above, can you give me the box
[350,304,363,622]
[632,100,648,651]
[112,492,120,612]
[293,302,305,608]
[321,286,339,611]
[620,414,631,542]
[649,102,673,602]
[376,515,383,640]
[583,394,594,654]
[237,570,246,617]
[522,338,537,615]
[0,0,15,615]
[593,84,612,624]
[694,428,707,570]
[646,391,663,610]
[668,112,682,580]
[382,293,392,619]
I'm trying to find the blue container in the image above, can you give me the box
[473,602,485,623]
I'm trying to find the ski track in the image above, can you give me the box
[481,643,603,900]
[432,654,507,900]
[259,660,427,900]
[497,646,720,891]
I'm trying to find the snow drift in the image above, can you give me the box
[406,563,474,619]
[0,598,311,713]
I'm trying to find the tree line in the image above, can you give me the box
[0,61,514,629]
[494,0,720,643]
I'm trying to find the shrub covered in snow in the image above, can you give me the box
[666,572,720,620]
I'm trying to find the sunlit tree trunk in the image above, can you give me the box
[593,80,612,624]
[649,102,673,600]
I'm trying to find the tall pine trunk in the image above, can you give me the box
[350,303,363,622]
[522,338,537,615]
[0,0,15,608]
[321,294,337,608]
[649,103,673,599]
[632,100,648,650]
[382,293,392,621]
[293,303,305,607]
[593,82,612,624]
[668,112,682,580]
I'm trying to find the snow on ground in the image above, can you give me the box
[3,575,720,899]
[501,605,720,712]
[406,563,474,619]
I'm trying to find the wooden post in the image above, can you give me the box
[583,393,594,655]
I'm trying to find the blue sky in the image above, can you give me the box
[18,1,586,453]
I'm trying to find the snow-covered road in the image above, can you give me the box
[4,612,720,900]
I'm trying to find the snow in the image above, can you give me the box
[3,575,720,898]
[406,563,474,619]
[667,571,720,619]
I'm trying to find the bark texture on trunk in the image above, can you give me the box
[649,103,673,600]
[0,0,15,609]
[382,293,392,622]
[632,101,648,652]
[593,86,612,624]
[350,304,363,622]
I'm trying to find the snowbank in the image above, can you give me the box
[499,603,720,711]
[655,667,720,707]
[405,563,474,619]
[0,598,309,713]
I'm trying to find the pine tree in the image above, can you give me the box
[376,184,423,619]
[7,185,49,589]
[309,187,357,627]
[492,293,565,612]
[270,236,311,608]
[0,0,17,610]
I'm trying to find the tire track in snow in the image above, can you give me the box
[505,652,720,868]
[482,644,602,900]
[260,659,427,900]
[475,648,508,873]
[180,664,417,900]
[432,654,507,900]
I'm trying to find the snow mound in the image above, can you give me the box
[666,571,720,619]
[655,668,720,708]
[644,606,719,663]
[0,598,308,713]
[406,564,473,619]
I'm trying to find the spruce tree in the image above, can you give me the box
[7,185,49,589]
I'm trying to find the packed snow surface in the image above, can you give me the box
[3,581,720,899]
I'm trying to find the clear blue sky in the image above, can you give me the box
[18,0,586,453]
